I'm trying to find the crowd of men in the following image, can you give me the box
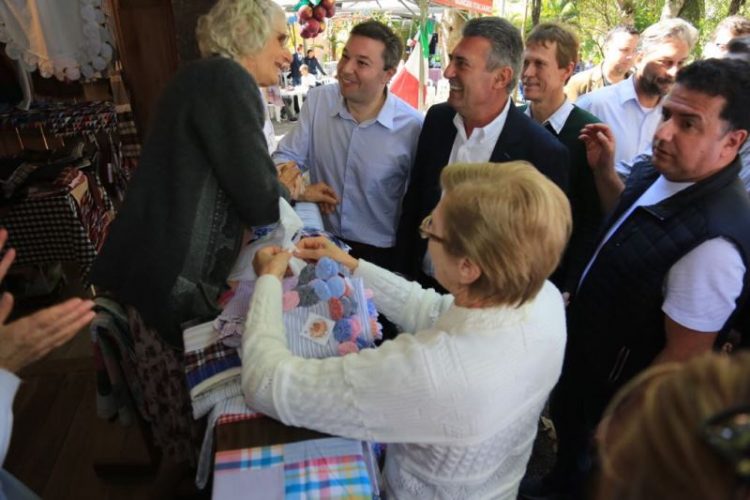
[273,14,750,499]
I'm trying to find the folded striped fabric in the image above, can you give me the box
[213,437,374,499]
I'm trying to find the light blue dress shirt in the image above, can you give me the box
[273,83,423,248]
[576,76,663,178]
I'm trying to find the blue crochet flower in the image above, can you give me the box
[355,335,370,350]
[326,276,346,298]
[367,299,378,318]
[315,257,338,280]
[333,320,352,342]
[310,278,332,301]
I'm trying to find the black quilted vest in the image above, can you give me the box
[566,158,750,397]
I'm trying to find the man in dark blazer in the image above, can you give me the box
[395,17,570,284]
[519,23,604,294]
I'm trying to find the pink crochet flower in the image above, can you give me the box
[282,291,300,311]
[364,288,374,299]
[338,341,359,355]
[329,297,344,320]
[349,316,362,337]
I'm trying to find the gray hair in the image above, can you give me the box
[462,17,523,93]
[196,0,285,61]
[638,18,698,55]
[605,25,639,45]
[712,15,750,40]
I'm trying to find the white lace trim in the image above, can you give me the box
[0,0,114,81]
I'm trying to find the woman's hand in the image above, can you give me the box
[253,246,293,280]
[0,297,95,373]
[277,162,304,200]
[295,237,358,272]
[298,182,339,214]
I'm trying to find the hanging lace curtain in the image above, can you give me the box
[0,0,114,81]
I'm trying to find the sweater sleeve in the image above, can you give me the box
[354,260,454,334]
[192,60,282,228]
[0,369,20,466]
[241,275,463,443]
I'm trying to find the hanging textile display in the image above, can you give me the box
[0,0,114,81]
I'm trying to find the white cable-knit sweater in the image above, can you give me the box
[241,260,567,499]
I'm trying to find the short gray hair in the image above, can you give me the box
[638,18,698,55]
[462,17,523,93]
[196,0,285,61]
[713,15,750,40]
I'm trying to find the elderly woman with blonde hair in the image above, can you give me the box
[90,0,293,467]
[597,352,750,500]
[243,161,572,499]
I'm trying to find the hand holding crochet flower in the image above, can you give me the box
[254,246,293,280]
[295,236,358,272]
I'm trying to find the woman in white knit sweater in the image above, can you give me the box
[242,161,572,499]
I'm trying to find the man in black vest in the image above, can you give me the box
[527,58,750,499]
[519,23,603,294]
[395,16,569,287]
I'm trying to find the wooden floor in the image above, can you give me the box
[3,267,207,499]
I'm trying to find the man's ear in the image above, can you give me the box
[723,128,749,159]
[562,61,575,83]
[384,67,397,85]
[458,256,482,286]
[493,66,513,91]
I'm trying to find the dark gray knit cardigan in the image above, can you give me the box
[90,57,282,347]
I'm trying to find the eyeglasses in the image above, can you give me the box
[418,213,446,244]
[700,404,750,482]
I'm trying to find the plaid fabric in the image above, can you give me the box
[184,342,242,392]
[215,446,284,472]
[212,438,374,499]
[284,455,372,499]
[0,101,117,136]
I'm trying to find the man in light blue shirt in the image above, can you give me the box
[577,18,697,179]
[273,20,423,268]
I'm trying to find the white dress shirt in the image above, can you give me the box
[576,76,662,178]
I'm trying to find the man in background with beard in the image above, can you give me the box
[576,19,697,180]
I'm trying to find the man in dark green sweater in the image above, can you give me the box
[519,23,604,294]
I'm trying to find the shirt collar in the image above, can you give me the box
[452,97,511,142]
[522,98,574,135]
[332,83,396,129]
[617,75,640,105]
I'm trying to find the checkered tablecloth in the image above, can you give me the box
[0,173,113,280]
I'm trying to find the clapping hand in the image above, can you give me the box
[0,228,95,373]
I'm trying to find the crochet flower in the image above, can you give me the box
[364,288,374,299]
[340,296,355,317]
[333,319,353,342]
[328,297,344,320]
[298,264,317,285]
[310,279,332,301]
[315,257,338,280]
[326,276,346,298]
[355,335,369,350]
[370,318,383,339]
[297,285,319,307]
[338,341,359,355]
[282,291,300,311]
[366,300,378,318]
[349,316,362,337]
